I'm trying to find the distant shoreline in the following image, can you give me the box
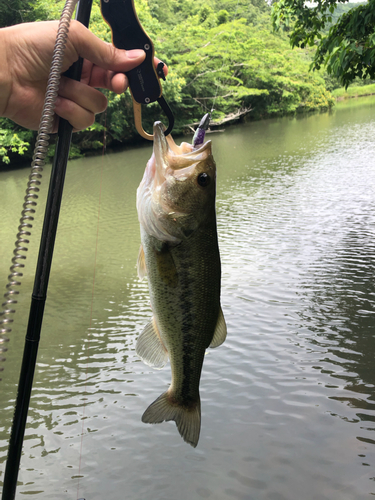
[332,84,375,101]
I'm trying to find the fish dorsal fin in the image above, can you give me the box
[136,317,168,369]
[209,307,227,348]
[137,244,147,279]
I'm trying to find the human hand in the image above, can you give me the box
[0,20,168,132]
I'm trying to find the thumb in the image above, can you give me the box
[67,20,146,72]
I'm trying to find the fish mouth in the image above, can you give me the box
[152,121,212,187]
[153,122,170,187]
[137,122,213,243]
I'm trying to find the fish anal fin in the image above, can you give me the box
[142,391,201,448]
[136,317,168,369]
[209,307,227,348]
[137,244,147,280]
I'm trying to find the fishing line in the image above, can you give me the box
[76,104,107,500]
[183,0,241,127]
[209,0,241,120]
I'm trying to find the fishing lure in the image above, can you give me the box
[100,0,174,140]
[193,112,211,148]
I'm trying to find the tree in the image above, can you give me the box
[1,0,335,164]
[0,0,64,27]
[271,0,375,88]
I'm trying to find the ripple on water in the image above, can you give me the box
[1,104,375,499]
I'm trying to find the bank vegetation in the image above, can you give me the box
[0,0,350,164]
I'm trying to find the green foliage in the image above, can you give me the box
[237,30,334,115]
[156,15,333,127]
[2,0,336,162]
[315,4,375,87]
[0,118,33,164]
[0,0,66,26]
[163,19,267,125]
[332,82,375,99]
[271,0,375,87]
[217,10,229,24]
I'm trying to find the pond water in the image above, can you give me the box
[1,96,375,500]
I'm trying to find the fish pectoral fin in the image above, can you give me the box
[155,244,178,288]
[136,317,168,369]
[142,391,201,448]
[209,307,227,348]
[137,244,147,279]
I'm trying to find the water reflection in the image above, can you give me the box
[300,213,375,443]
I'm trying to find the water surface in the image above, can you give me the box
[1,96,375,499]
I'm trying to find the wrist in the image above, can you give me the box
[0,27,13,119]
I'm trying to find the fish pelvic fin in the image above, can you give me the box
[136,317,168,369]
[209,306,227,348]
[142,391,201,448]
[137,244,147,279]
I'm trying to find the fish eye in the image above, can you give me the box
[197,172,210,187]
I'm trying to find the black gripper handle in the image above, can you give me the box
[101,0,162,104]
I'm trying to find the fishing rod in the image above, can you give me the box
[1,0,174,498]
[1,2,93,498]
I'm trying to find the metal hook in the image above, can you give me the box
[133,96,174,141]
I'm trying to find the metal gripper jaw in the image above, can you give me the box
[100,0,174,140]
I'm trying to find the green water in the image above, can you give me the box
[1,96,375,499]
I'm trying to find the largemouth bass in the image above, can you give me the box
[136,121,226,448]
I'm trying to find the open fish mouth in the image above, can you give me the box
[137,121,214,243]
[152,122,170,187]
[152,121,212,187]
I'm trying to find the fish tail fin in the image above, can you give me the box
[142,391,201,448]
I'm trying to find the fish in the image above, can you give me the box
[135,121,227,448]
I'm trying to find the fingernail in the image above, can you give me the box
[128,49,146,59]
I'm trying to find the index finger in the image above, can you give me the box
[67,20,146,72]
[83,58,169,92]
